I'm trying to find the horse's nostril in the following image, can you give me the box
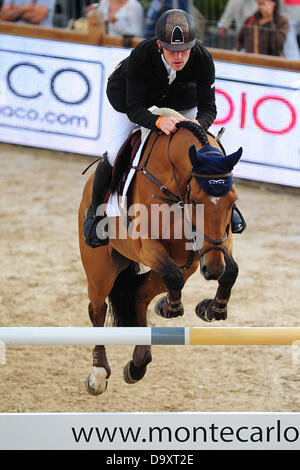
[202,265,207,275]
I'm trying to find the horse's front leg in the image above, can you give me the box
[154,263,185,318]
[139,241,185,319]
[196,251,239,322]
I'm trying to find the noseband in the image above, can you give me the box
[198,225,230,257]
[189,169,232,258]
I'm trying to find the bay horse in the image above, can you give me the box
[78,120,242,395]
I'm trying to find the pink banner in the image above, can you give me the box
[284,0,300,5]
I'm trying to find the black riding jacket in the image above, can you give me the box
[106,38,217,132]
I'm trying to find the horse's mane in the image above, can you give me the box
[175,121,209,147]
[141,109,209,147]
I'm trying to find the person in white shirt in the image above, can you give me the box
[96,0,144,38]
[280,0,300,59]
[217,0,257,36]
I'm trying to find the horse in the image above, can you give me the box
[78,120,243,395]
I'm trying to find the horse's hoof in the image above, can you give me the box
[154,297,167,318]
[195,299,215,322]
[123,360,148,384]
[85,374,108,396]
[154,296,183,318]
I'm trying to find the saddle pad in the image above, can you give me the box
[106,130,151,217]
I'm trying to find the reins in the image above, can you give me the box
[131,123,231,268]
[131,133,189,208]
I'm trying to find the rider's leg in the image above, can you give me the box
[231,205,247,234]
[83,110,137,248]
[83,155,112,248]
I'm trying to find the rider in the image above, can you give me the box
[83,8,246,248]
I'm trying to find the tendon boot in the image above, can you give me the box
[83,155,112,248]
[231,205,246,234]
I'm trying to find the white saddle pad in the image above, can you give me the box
[106,130,151,217]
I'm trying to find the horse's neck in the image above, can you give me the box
[170,130,200,169]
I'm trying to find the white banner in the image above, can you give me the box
[0,34,127,155]
[0,34,299,187]
[0,412,300,450]
[211,61,300,188]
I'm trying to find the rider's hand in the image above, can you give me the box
[156,116,185,135]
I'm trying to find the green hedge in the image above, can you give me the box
[193,0,228,21]
[140,0,229,22]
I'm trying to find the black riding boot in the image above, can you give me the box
[83,155,112,248]
[231,205,247,234]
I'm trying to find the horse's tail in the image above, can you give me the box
[108,262,150,326]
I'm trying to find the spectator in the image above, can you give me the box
[280,0,300,59]
[144,0,191,38]
[95,0,144,37]
[218,0,257,37]
[0,0,55,27]
[144,0,205,41]
[237,0,289,56]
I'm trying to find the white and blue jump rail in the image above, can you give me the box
[0,327,300,346]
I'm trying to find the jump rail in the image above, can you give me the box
[0,327,300,346]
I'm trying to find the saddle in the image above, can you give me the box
[107,129,142,199]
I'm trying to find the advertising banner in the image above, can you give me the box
[0,34,299,187]
[1,412,300,450]
[0,34,126,155]
[210,62,300,187]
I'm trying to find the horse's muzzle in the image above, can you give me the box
[200,246,227,280]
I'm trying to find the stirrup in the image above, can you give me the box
[231,205,246,234]
[83,212,109,248]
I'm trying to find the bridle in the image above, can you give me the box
[131,127,232,268]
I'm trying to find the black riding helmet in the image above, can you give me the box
[155,9,196,52]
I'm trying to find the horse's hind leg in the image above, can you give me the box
[123,344,153,384]
[86,299,110,396]
[83,248,129,395]
[124,262,198,383]
[123,270,168,384]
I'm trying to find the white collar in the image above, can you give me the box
[161,53,176,85]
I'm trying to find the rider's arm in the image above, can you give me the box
[126,49,162,131]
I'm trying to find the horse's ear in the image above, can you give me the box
[189,145,205,168]
[225,147,243,171]
[188,145,198,167]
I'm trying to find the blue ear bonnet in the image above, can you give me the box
[189,145,243,197]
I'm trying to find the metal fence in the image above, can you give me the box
[53,0,229,26]
[52,0,236,49]
[51,0,294,54]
